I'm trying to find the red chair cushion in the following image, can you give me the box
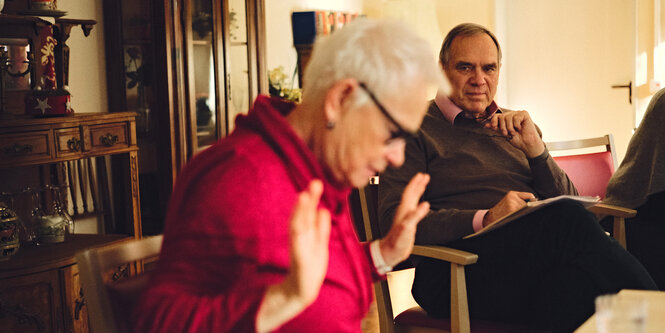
[553,151,614,198]
[395,306,550,333]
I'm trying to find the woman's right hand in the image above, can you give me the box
[283,180,332,307]
[256,180,331,332]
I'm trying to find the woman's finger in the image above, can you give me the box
[396,173,430,220]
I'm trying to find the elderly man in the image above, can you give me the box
[378,23,656,332]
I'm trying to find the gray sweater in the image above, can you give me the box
[604,88,665,209]
[378,102,577,244]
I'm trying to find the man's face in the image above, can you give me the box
[443,33,500,116]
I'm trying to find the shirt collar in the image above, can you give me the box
[434,88,501,124]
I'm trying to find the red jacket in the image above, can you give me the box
[133,96,380,332]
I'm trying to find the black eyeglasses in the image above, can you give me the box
[358,82,414,142]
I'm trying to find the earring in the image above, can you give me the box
[326,121,336,129]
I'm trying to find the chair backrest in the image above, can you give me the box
[76,235,163,333]
[358,177,399,333]
[546,134,617,199]
[358,176,423,333]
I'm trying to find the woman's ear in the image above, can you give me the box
[323,78,358,125]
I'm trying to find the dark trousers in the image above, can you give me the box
[602,190,665,290]
[412,200,657,333]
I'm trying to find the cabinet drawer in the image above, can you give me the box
[89,122,129,152]
[0,130,52,166]
[55,127,83,158]
[0,269,63,333]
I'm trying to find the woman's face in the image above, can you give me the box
[325,81,430,187]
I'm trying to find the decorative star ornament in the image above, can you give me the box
[34,98,52,114]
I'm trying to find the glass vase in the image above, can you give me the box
[0,201,20,261]
[50,185,74,240]
[32,186,66,244]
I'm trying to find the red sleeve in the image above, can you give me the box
[133,144,295,333]
[361,241,387,281]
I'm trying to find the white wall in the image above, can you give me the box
[57,0,108,114]
[264,0,362,86]
[498,0,636,162]
[363,0,495,87]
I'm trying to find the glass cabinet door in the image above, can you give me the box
[185,0,263,151]
[187,0,221,149]
[226,0,251,133]
[103,0,266,234]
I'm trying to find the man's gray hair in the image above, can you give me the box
[439,23,502,66]
[302,18,444,109]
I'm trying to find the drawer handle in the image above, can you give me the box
[67,137,82,152]
[74,287,86,320]
[2,143,33,156]
[100,133,119,147]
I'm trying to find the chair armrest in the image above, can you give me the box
[412,245,478,265]
[412,245,477,333]
[588,203,636,218]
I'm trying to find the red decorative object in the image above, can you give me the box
[24,89,73,116]
[39,25,57,90]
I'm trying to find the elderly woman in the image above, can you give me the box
[604,87,665,290]
[133,19,444,332]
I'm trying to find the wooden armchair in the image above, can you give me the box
[356,177,544,333]
[76,235,163,333]
[546,134,636,247]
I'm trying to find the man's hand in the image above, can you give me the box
[485,110,545,158]
[257,180,331,332]
[379,173,430,267]
[483,191,537,227]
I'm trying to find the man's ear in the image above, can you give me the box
[323,78,358,124]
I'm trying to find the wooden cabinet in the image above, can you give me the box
[103,0,267,234]
[0,234,131,333]
[1,10,143,333]
[0,112,140,333]
[0,112,141,237]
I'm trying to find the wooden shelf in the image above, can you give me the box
[0,234,132,278]
[0,112,138,169]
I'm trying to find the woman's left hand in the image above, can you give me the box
[379,173,430,267]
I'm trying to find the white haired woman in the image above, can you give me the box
[133,18,446,332]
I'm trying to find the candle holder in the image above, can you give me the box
[0,45,33,114]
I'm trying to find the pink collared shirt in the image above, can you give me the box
[433,89,501,232]
[434,89,501,125]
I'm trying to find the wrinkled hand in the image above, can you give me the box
[284,180,332,307]
[485,110,545,158]
[483,191,537,227]
[379,173,430,267]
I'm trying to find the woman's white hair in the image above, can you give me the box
[302,18,445,109]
